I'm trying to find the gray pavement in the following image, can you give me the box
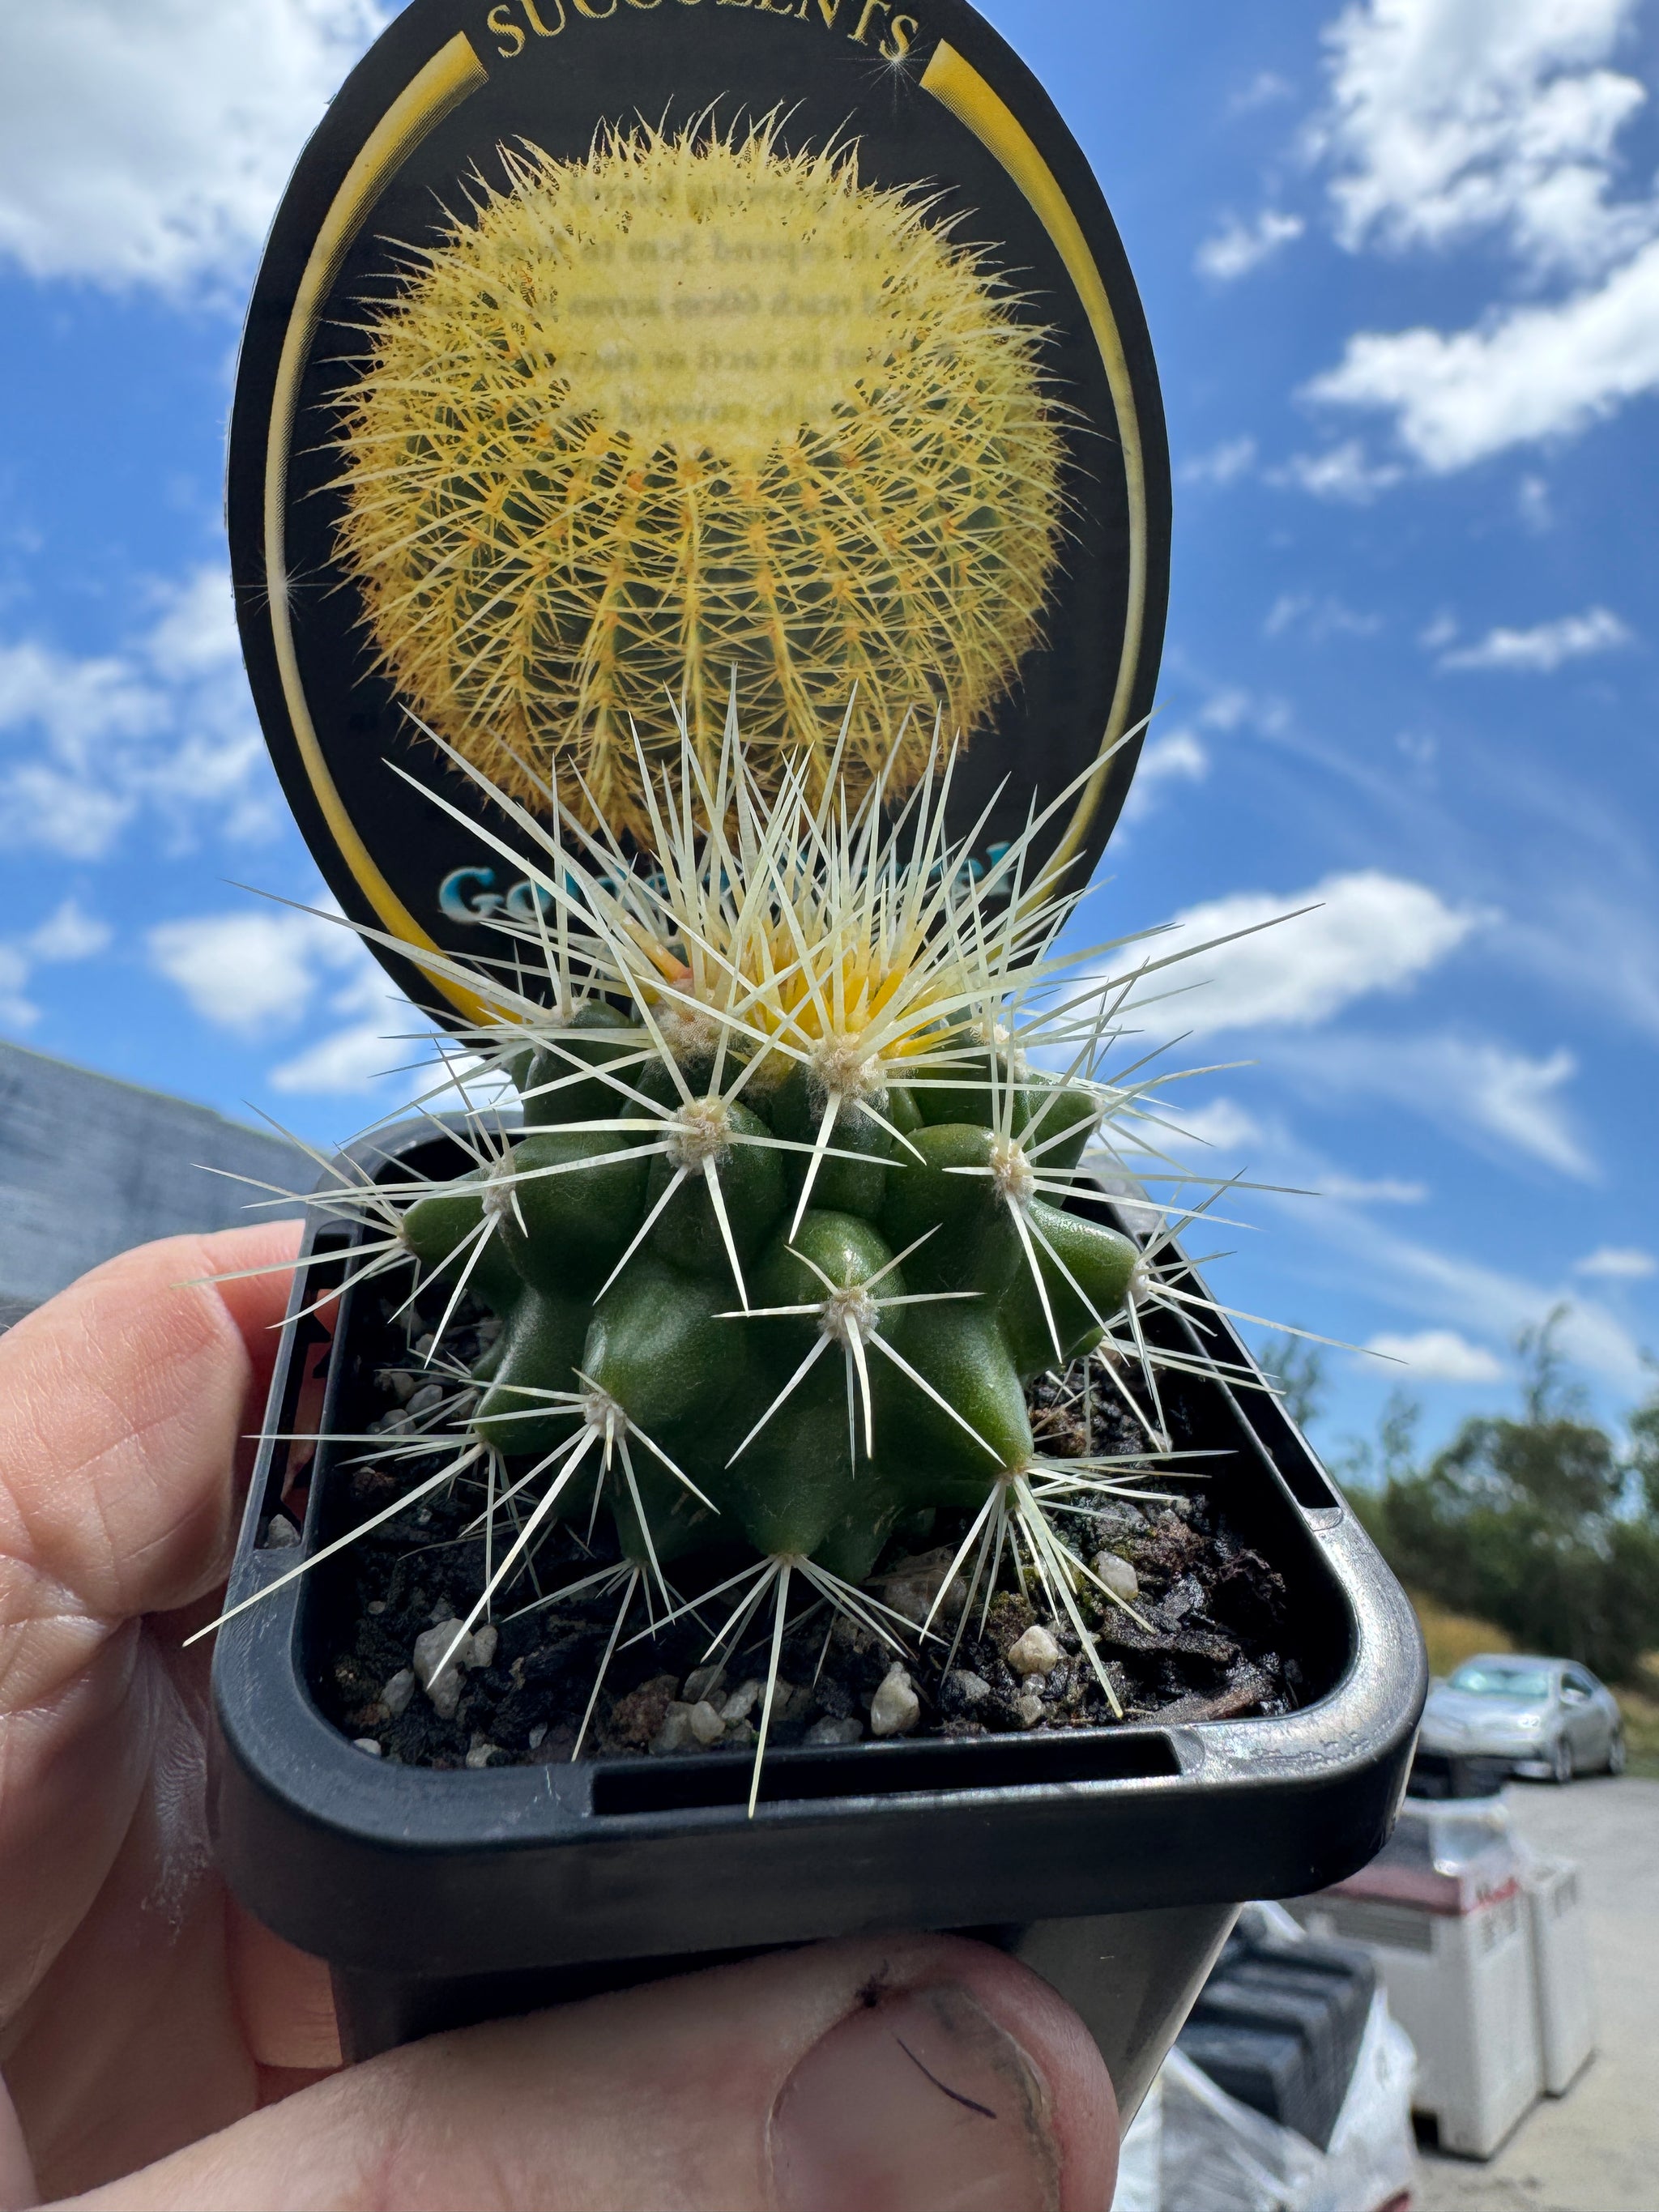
[1414,1775,1659,2212]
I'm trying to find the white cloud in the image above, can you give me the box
[1307,238,1659,468]
[1196,210,1307,281]
[1367,1230,1642,1384]
[148,904,369,1038]
[1364,1328,1507,1382]
[1573,1245,1656,1279]
[1133,871,1482,1035]
[1438,604,1633,670]
[1179,437,1259,488]
[146,896,429,1095]
[1316,0,1654,279]
[1274,440,1405,501]
[1265,592,1384,641]
[27,898,112,965]
[269,991,399,1094]
[1323,1174,1428,1204]
[1306,2,1659,471]
[1256,1178,1646,1388]
[0,0,383,296]
[0,897,113,1029]
[1517,473,1555,530]
[1120,729,1209,825]
[1286,1031,1593,1178]
[1164,1097,1268,1153]
[0,565,280,859]
[1233,71,1297,114]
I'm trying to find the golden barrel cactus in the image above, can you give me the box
[333,118,1064,835]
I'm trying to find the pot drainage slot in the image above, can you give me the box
[255,1232,350,1544]
[591,1730,1180,1816]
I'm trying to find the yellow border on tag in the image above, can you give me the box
[263,32,491,1022]
[920,40,1149,880]
[264,30,1148,1017]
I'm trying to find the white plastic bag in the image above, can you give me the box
[1112,2070,1162,2212]
[1138,1913,1418,2212]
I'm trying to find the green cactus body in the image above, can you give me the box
[405,1039,1140,1583]
[224,711,1226,1796]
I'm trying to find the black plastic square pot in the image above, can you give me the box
[209,1121,1425,2116]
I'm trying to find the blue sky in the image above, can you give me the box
[0,0,1655,1458]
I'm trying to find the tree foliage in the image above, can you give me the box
[1348,1311,1659,1683]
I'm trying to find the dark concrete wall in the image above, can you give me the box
[0,1041,313,1319]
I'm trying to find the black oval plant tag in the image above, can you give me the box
[228,0,1170,1026]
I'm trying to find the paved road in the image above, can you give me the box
[1414,1775,1659,2212]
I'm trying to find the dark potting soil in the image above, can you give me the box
[305,1289,1306,1771]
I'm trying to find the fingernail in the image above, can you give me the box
[770,1982,1060,2212]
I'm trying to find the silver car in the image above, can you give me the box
[1418,1654,1626,1784]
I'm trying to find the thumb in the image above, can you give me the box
[62,1933,1118,2212]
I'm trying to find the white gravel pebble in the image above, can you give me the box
[1017,1688,1046,1729]
[464,1738,501,1769]
[412,1622,491,1719]
[721,1679,763,1723]
[869,1664,921,1738]
[407,1383,446,1415]
[1094,1552,1140,1600]
[650,1704,695,1754]
[527,1724,548,1750]
[381,1667,417,1717]
[352,1737,383,1757]
[470,1624,498,1669]
[682,1664,723,1704]
[687,1699,727,1745]
[1008,1625,1062,1677]
[805,1715,864,1746]
[263,1513,301,1549]
[947,1670,991,1706]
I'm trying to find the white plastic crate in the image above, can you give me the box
[1524,1853,1595,2095]
[1311,1886,1537,2156]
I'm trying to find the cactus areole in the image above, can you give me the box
[227,0,1169,1031]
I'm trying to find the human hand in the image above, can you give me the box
[0,1228,1119,2210]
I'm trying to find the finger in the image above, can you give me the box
[224,1903,342,2073]
[65,1933,1118,2212]
[0,1223,301,1640]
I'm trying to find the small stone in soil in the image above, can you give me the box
[412,1622,492,1719]
[465,1739,502,1769]
[407,1383,446,1415]
[942,1670,992,1715]
[650,1705,695,1755]
[683,1664,723,1704]
[1094,1553,1140,1600]
[1016,1689,1045,1728]
[720,1679,763,1724]
[264,1514,301,1549]
[869,1664,920,1737]
[1008,1626,1061,1677]
[687,1699,727,1745]
[869,1549,966,1626]
[352,1737,382,1757]
[806,1715,864,1746]
[382,1667,416,1717]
